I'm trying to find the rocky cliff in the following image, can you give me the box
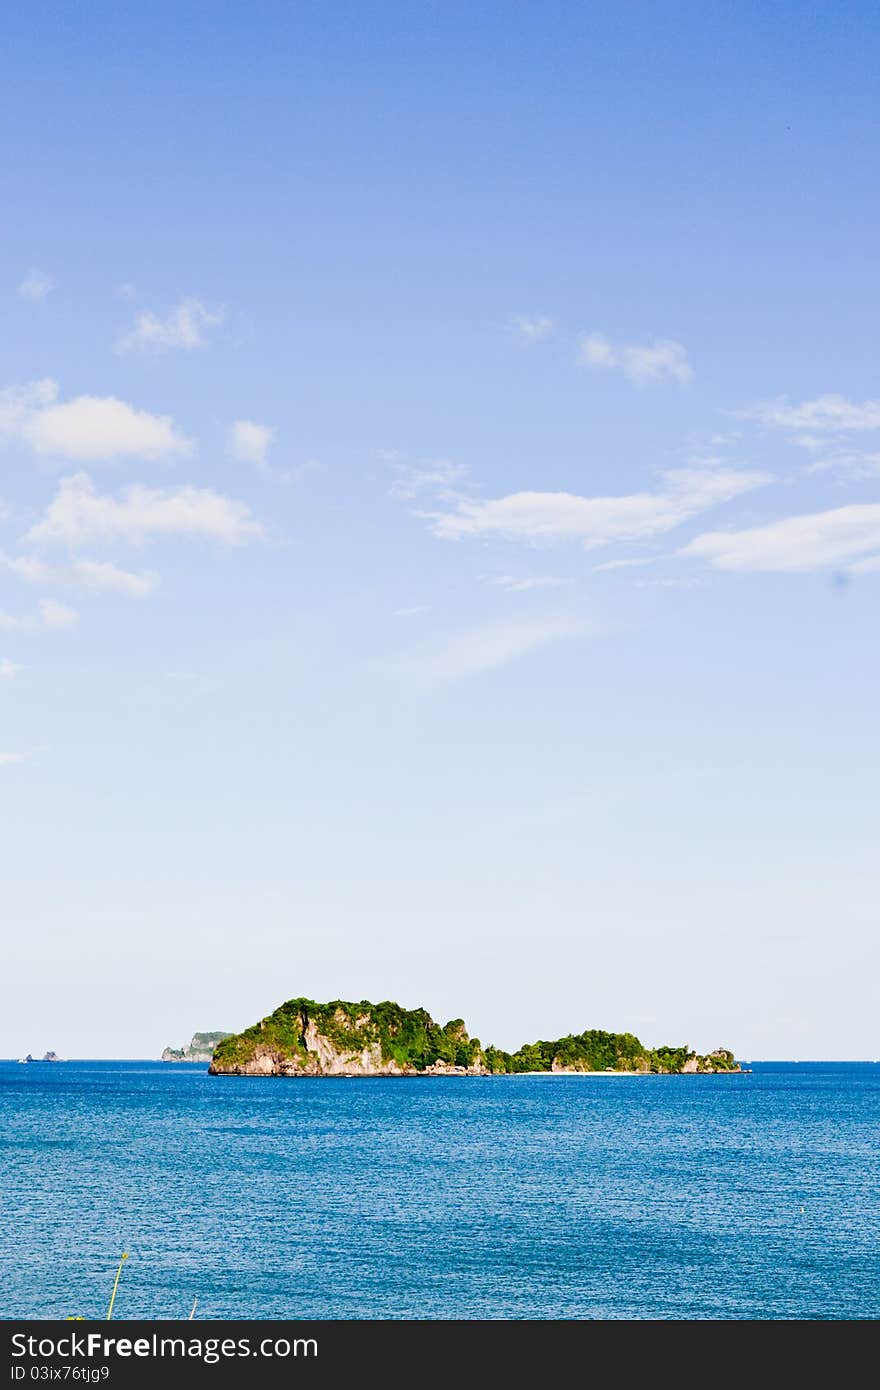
[210,1000,485,1076]
[209,997,741,1077]
[162,1031,232,1063]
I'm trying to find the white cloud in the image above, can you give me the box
[384,613,593,686]
[0,658,24,679]
[578,333,692,385]
[805,450,880,479]
[508,314,554,343]
[741,395,880,433]
[1,380,192,463]
[427,467,768,549]
[0,599,78,632]
[229,423,316,484]
[681,503,880,573]
[0,612,29,633]
[790,434,825,451]
[115,297,223,354]
[17,269,54,302]
[578,334,617,369]
[56,558,158,598]
[0,752,27,766]
[850,553,880,576]
[26,472,262,549]
[229,420,275,469]
[1,550,158,598]
[592,557,654,573]
[393,605,430,617]
[0,379,57,436]
[390,459,469,500]
[25,397,192,464]
[485,574,570,592]
[39,598,78,628]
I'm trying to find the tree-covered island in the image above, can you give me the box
[209,997,739,1077]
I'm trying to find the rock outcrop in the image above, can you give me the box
[681,1048,739,1074]
[210,1001,486,1076]
[162,1031,232,1063]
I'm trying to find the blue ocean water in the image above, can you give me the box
[1,1061,877,1320]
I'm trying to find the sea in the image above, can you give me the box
[1,1060,878,1320]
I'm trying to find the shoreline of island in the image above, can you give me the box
[209,1068,749,1078]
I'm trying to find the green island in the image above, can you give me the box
[209,997,739,1077]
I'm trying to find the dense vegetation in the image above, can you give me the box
[211,998,739,1075]
[485,1030,674,1073]
[211,998,483,1072]
[482,1034,737,1073]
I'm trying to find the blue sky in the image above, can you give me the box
[2,2,878,1058]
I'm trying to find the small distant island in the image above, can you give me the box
[17,1051,64,1064]
[162,1031,232,1063]
[209,997,740,1077]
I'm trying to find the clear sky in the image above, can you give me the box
[2,1,878,1059]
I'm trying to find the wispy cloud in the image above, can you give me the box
[382,613,594,687]
[26,473,263,549]
[0,380,57,436]
[393,605,430,617]
[740,395,880,434]
[592,557,655,573]
[115,297,223,354]
[805,450,880,478]
[0,751,28,766]
[426,467,768,549]
[1,550,158,598]
[849,553,880,576]
[508,313,554,343]
[229,419,275,470]
[390,459,469,501]
[0,658,24,679]
[0,599,78,632]
[578,333,692,385]
[17,269,54,302]
[484,574,570,592]
[40,599,78,628]
[0,380,192,463]
[681,502,880,573]
[229,422,317,484]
